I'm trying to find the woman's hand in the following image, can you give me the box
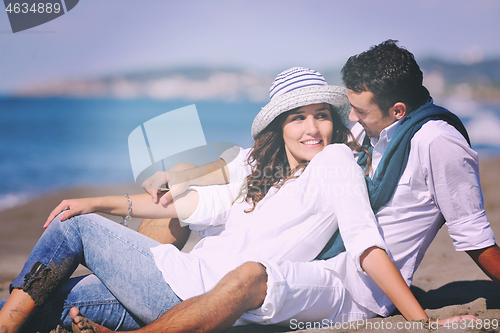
[437,315,477,325]
[44,198,96,228]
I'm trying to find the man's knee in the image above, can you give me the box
[234,262,267,285]
[170,162,197,172]
[137,218,191,248]
[230,262,268,309]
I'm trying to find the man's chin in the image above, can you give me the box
[363,128,379,139]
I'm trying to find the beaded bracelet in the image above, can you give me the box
[122,193,132,227]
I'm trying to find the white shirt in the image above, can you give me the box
[151,144,386,301]
[199,119,496,318]
[338,120,495,315]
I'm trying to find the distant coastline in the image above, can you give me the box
[3,58,500,103]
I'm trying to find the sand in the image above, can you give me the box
[1,159,500,332]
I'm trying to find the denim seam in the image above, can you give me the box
[64,299,121,307]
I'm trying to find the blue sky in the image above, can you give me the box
[1,0,499,94]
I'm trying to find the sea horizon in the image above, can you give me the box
[1,96,500,212]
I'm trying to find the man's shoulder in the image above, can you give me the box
[411,120,477,168]
[412,119,466,147]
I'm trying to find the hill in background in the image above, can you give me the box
[10,58,500,103]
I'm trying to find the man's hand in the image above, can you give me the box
[142,160,230,207]
[142,171,170,204]
[44,198,97,228]
[142,170,190,206]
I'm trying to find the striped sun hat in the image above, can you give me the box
[251,67,350,139]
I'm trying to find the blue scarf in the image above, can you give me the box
[315,88,470,260]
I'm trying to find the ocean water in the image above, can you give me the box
[1,97,500,211]
[0,98,259,211]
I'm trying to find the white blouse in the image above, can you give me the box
[151,144,386,301]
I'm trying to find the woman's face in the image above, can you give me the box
[282,103,334,169]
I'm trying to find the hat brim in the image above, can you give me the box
[251,85,351,139]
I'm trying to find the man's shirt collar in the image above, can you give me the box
[370,118,403,148]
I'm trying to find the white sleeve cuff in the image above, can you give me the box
[447,210,496,251]
[348,234,388,273]
[179,185,234,236]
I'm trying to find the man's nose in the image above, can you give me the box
[349,107,359,122]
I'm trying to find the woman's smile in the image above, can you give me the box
[301,139,322,146]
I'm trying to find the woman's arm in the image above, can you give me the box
[360,246,427,321]
[361,246,476,324]
[44,191,199,228]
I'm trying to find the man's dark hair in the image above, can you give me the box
[341,39,423,116]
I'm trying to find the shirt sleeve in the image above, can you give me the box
[312,144,388,272]
[180,147,252,237]
[181,184,234,237]
[422,121,495,251]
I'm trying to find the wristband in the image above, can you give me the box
[122,193,132,227]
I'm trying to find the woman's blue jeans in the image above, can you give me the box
[0,213,182,331]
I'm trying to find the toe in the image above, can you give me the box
[70,307,82,322]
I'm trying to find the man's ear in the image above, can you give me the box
[391,102,407,120]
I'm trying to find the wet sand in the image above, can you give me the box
[1,159,500,332]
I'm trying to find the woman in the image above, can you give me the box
[0,68,439,332]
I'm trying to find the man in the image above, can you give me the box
[71,40,500,332]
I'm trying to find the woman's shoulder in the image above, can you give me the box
[298,144,363,194]
[302,144,359,179]
[313,143,355,163]
[324,143,353,154]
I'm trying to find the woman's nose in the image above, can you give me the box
[305,116,319,134]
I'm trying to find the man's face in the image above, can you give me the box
[346,89,398,138]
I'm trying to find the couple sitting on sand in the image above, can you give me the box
[1,40,498,333]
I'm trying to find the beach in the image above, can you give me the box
[1,159,500,332]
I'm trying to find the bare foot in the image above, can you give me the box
[69,307,111,333]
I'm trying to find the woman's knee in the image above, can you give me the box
[46,213,104,239]
[45,212,75,232]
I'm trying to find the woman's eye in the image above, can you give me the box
[292,116,304,121]
[317,113,329,119]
